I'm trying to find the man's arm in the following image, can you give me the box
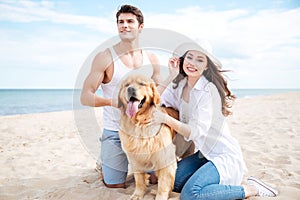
[80,50,113,107]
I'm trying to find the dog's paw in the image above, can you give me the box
[130,194,144,200]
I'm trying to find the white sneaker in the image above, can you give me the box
[247,176,279,197]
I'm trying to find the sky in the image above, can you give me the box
[0,0,299,89]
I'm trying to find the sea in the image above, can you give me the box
[0,88,299,116]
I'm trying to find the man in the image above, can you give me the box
[81,5,175,189]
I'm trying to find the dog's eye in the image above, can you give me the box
[139,82,146,86]
[125,83,130,87]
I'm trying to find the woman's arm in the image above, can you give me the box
[156,57,180,94]
[164,113,191,139]
[153,109,191,139]
[154,86,213,144]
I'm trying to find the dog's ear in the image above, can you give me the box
[150,82,160,105]
[117,89,124,109]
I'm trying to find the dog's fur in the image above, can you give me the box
[118,74,177,200]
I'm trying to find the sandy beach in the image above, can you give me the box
[0,92,299,200]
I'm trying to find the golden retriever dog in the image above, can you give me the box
[118,74,177,200]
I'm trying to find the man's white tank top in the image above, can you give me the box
[100,47,153,131]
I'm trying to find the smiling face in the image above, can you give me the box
[118,74,160,118]
[182,50,208,79]
[117,13,144,41]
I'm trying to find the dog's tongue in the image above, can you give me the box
[126,101,139,118]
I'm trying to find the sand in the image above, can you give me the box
[0,92,299,200]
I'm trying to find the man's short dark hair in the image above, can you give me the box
[116,5,144,25]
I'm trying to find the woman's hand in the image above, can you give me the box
[168,57,180,79]
[151,109,169,126]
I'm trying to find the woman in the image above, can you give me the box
[153,41,278,199]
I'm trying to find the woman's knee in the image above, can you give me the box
[180,183,205,200]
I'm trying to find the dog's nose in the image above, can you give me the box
[127,86,136,96]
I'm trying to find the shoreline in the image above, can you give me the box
[0,92,299,199]
[0,90,298,117]
[1,90,300,117]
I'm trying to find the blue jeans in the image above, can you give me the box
[174,152,245,200]
[99,129,128,184]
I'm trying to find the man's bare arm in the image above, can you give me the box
[80,50,113,107]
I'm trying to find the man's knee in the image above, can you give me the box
[102,164,127,187]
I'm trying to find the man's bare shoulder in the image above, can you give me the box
[92,48,113,71]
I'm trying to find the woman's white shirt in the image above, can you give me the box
[160,76,247,185]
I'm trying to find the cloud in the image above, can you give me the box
[147,6,300,57]
[0,29,103,88]
[0,0,115,33]
[0,1,299,88]
[146,6,300,88]
[0,28,100,68]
